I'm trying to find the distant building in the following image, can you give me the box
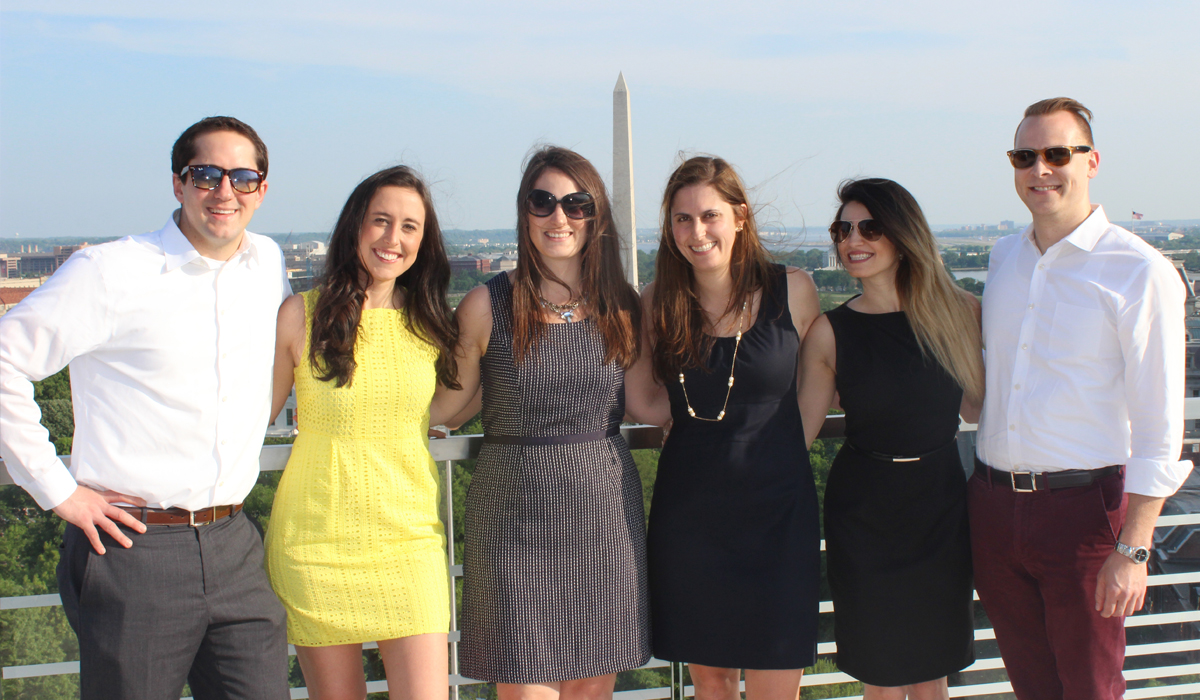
[495,255,517,271]
[450,256,491,273]
[999,220,1015,231]
[8,244,88,277]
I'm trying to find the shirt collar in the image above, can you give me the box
[161,209,260,271]
[1021,204,1108,255]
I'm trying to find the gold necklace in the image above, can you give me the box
[678,300,748,422]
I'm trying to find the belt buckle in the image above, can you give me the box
[1010,471,1038,493]
[189,507,218,527]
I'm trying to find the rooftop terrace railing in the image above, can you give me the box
[4,402,1200,699]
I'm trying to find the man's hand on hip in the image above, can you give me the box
[52,485,148,554]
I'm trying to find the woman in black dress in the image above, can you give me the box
[626,156,822,700]
[798,178,983,699]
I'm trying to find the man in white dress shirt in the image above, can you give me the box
[0,116,290,699]
[971,98,1191,699]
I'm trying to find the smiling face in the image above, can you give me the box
[670,184,746,274]
[172,130,267,260]
[357,185,425,287]
[527,168,590,263]
[1013,110,1098,227]
[837,200,900,282]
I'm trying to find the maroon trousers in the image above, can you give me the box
[968,467,1128,700]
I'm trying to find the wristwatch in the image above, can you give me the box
[1116,541,1151,564]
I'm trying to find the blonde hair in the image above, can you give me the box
[835,178,984,405]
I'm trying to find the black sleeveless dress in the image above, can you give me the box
[648,265,820,669]
[824,301,974,686]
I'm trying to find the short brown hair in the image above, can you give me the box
[171,116,269,177]
[1017,97,1094,146]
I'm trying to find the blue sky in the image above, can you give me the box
[2,1,1197,240]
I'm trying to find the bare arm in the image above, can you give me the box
[1095,494,1165,618]
[270,294,306,425]
[430,284,491,427]
[797,314,837,449]
[624,282,671,426]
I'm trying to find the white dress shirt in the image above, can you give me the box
[0,211,290,510]
[978,205,1191,497]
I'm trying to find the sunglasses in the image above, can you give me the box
[1006,145,1092,169]
[179,165,265,194]
[829,219,885,243]
[526,189,596,220]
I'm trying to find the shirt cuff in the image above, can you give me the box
[17,458,78,511]
[1124,457,1193,498]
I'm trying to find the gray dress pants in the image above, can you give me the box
[57,511,289,700]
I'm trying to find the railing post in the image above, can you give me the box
[444,458,460,700]
[670,660,685,700]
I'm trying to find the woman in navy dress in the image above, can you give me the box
[626,156,822,700]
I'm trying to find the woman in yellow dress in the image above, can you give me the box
[266,166,460,699]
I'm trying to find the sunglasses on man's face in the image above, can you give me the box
[180,165,265,194]
[829,219,885,243]
[525,189,596,220]
[1006,145,1092,169]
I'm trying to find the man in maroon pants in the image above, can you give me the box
[972,97,1191,699]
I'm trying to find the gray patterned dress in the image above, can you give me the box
[458,273,651,683]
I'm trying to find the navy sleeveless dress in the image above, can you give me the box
[823,301,974,686]
[648,265,820,669]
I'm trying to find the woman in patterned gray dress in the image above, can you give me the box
[431,146,653,700]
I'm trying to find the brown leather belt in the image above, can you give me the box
[119,504,243,526]
[975,458,1122,492]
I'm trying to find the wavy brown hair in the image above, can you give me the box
[651,156,777,382]
[511,146,640,368]
[834,178,983,404]
[309,166,460,389]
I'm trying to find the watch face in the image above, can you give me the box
[1133,547,1150,564]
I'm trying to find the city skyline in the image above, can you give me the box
[2,2,1198,242]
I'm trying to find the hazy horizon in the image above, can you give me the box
[3,2,1198,240]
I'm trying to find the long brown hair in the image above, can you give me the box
[834,178,983,404]
[651,156,776,382]
[511,146,640,368]
[310,166,460,389]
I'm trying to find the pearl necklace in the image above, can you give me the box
[539,295,582,323]
[678,300,748,422]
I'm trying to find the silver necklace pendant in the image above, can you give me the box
[560,309,575,323]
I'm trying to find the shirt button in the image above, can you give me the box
[221,396,228,402]
[1028,303,1035,309]
[1038,264,1045,270]
[220,439,227,446]
[1009,424,1016,430]
[1014,384,1021,390]
[1022,344,1028,350]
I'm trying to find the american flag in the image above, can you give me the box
[1132,211,1144,220]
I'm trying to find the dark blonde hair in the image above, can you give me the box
[651,155,777,382]
[834,178,983,404]
[1018,97,1094,146]
[511,146,640,368]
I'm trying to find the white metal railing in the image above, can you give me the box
[4,404,1200,699]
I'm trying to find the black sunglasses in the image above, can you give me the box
[1006,145,1092,169]
[526,189,595,220]
[180,164,265,194]
[829,219,885,243]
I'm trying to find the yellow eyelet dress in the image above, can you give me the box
[266,290,449,646]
